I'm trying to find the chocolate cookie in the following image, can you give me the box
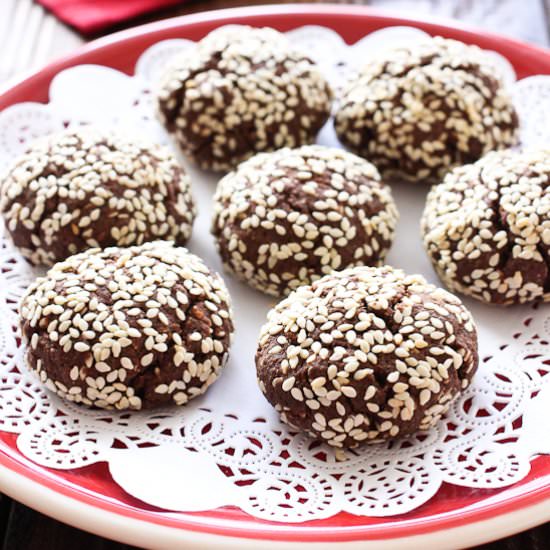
[1,127,195,266]
[334,37,519,183]
[156,26,332,172]
[212,145,398,296]
[19,241,234,410]
[256,266,478,447]
[421,148,550,305]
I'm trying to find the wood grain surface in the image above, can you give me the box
[0,1,549,548]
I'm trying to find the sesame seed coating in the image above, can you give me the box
[19,241,234,410]
[1,127,196,266]
[421,148,550,305]
[212,145,398,296]
[256,265,478,447]
[334,37,519,183]
[156,26,332,172]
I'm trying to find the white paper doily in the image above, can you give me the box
[0,26,549,522]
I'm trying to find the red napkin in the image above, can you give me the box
[37,0,187,35]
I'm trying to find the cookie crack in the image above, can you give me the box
[480,163,514,275]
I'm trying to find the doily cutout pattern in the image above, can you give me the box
[0,25,549,522]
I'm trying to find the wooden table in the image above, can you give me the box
[0,1,549,548]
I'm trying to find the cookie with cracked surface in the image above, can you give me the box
[19,241,234,410]
[334,36,519,183]
[256,265,478,447]
[421,148,550,305]
[1,127,195,266]
[156,25,332,172]
[212,145,398,296]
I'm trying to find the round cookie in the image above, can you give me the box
[19,241,234,410]
[212,145,398,296]
[421,148,550,305]
[256,266,478,447]
[156,26,332,172]
[1,127,195,266]
[334,36,519,183]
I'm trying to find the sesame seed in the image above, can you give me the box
[282,377,295,392]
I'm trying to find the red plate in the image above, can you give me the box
[0,5,549,548]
